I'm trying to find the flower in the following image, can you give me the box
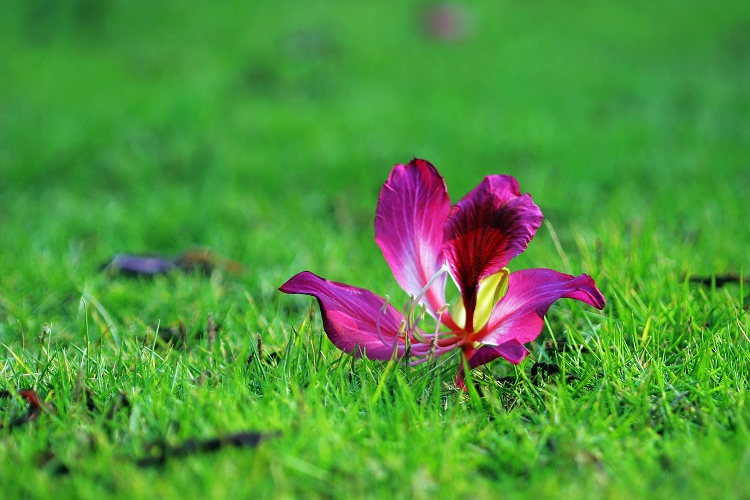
[280,159,605,384]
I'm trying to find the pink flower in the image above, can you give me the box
[280,159,605,384]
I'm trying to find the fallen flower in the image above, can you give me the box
[280,159,605,385]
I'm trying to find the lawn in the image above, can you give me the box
[1,0,749,497]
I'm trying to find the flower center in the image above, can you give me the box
[450,267,509,332]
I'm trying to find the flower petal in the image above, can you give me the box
[443,175,543,330]
[451,268,509,331]
[374,158,452,318]
[279,271,407,360]
[469,338,529,368]
[465,338,528,370]
[478,268,606,346]
[456,339,528,389]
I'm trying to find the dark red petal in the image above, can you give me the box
[443,175,543,330]
[375,158,452,318]
[279,271,407,360]
[478,268,606,346]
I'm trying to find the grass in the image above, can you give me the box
[1,0,749,497]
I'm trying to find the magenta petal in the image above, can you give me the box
[469,339,529,369]
[456,340,529,390]
[479,268,606,347]
[375,159,452,317]
[279,271,406,360]
[443,175,543,329]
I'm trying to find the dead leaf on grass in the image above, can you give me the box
[136,431,278,467]
[101,248,242,277]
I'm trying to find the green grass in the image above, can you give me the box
[1,0,749,497]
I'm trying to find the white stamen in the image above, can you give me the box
[409,263,450,318]
[375,295,390,347]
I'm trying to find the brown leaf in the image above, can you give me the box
[688,273,750,287]
[136,431,278,467]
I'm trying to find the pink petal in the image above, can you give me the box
[375,159,452,318]
[443,175,543,330]
[279,271,407,360]
[469,339,529,368]
[456,339,529,390]
[478,268,606,347]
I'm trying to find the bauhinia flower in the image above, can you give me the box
[280,159,605,384]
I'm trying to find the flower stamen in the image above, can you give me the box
[375,295,392,349]
[407,263,449,321]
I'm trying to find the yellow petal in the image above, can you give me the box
[450,268,509,331]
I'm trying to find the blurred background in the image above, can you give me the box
[0,0,749,320]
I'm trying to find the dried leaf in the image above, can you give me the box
[531,362,561,379]
[105,392,131,421]
[1,389,53,430]
[101,249,242,277]
[688,273,750,287]
[101,254,176,276]
[136,431,278,467]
